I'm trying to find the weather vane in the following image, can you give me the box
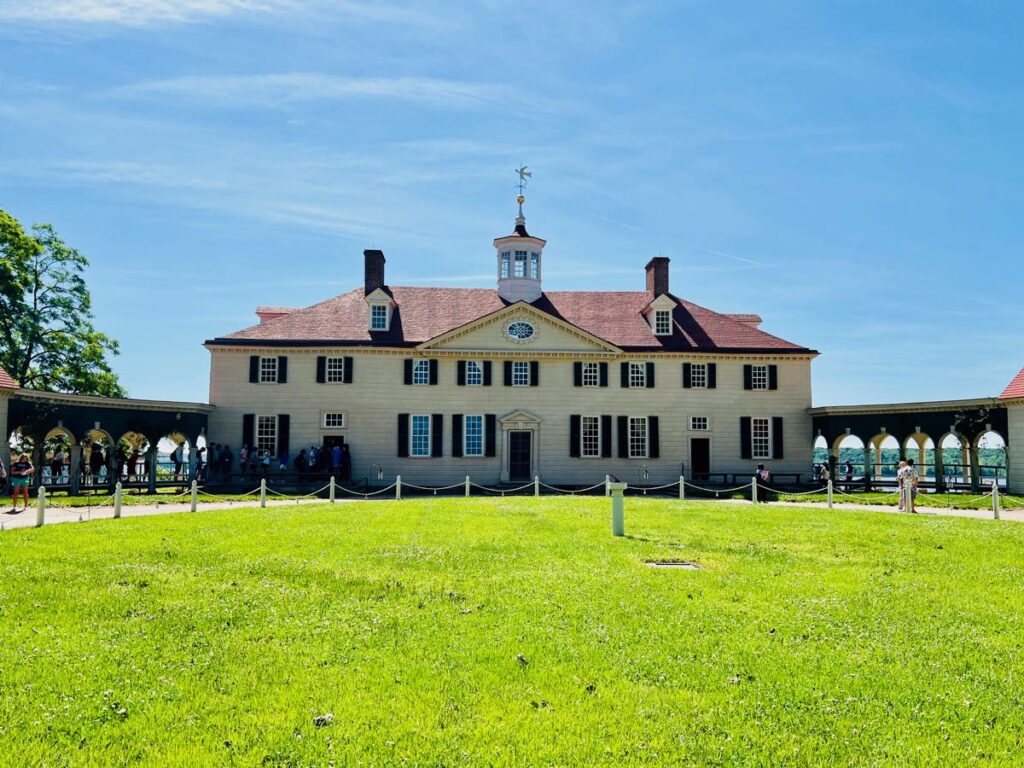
[515,165,531,212]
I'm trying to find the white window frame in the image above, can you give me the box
[512,361,530,387]
[529,251,540,279]
[465,360,483,387]
[322,412,346,429]
[464,414,484,457]
[410,415,431,457]
[370,304,389,331]
[500,251,511,279]
[256,415,277,453]
[751,416,771,459]
[514,250,528,278]
[581,416,601,458]
[654,309,671,335]
[581,362,600,388]
[751,365,769,390]
[689,363,707,389]
[258,356,278,384]
[628,416,649,459]
[690,416,710,431]
[412,360,431,386]
[628,362,647,389]
[325,356,346,383]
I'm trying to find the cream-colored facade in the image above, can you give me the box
[1008,402,1023,493]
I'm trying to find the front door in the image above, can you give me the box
[509,431,532,481]
[691,438,711,479]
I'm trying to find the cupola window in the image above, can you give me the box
[500,251,511,278]
[514,250,528,277]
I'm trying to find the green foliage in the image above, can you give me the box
[2,499,1024,765]
[0,209,124,397]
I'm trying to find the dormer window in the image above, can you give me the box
[654,309,672,335]
[370,304,388,330]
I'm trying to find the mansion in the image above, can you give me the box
[205,206,818,485]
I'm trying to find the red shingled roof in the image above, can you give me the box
[210,287,813,353]
[1000,368,1024,400]
[0,364,17,389]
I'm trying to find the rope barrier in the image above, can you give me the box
[682,481,753,494]
[399,482,466,493]
[469,482,535,495]
[537,481,609,495]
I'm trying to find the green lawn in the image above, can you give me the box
[2,499,1023,766]
[774,490,1024,511]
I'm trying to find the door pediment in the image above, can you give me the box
[499,409,542,427]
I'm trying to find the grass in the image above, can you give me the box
[2,498,1024,766]
[774,490,1024,510]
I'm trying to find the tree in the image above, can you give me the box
[0,209,126,397]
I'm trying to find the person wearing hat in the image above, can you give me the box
[9,452,34,513]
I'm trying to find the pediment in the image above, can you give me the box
[418,302,620,353]
[499,409,542,425]
[643,293,677,314]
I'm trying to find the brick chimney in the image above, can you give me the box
[645,257,670,297]
[364,249,386,295]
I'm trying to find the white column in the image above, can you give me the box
[609,482,627,536]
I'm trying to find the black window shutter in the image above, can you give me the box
[646,362,655,388]
[740,416,752,460]
[530,361,539,386]
[429,359,438,385]
[452,414,463,457]
[483,361,492,386]
[485,415,497,457]
[772,417,784,459]
[277,356,288,384]
[648,416,660,458]
[503,361,513,386]
[457,360,466,386]
[277,415,290,458]
[682,362,692,388]
[397,414,409,457]
[242,413,255,448]
[617,416,628,458]
[431,414,443,457]
[601,415,612,457]
[343,356,354,384]
[569,415,581,458]
[573,362,582,387]
[599,362,608,387]
[404,359,413,385]
[316,356,326,384]
[620,362,629,388]
[743,364,753,390]
[249,355,259,383]
[769,364,778,390]
[708,363,717,389]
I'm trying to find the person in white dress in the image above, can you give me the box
[898,459,919,513]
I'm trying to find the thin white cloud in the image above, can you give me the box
[0,0,293,24]
[105,73,533,110]
[44,159,227,189]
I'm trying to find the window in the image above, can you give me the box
[751,417,771,459]
[529,252,540,279]
[323,412,346,429]
[465,360,483,386]
[654,309,671,335]
[629,417,648,458]
[413,360,431,385]
[582,362,600,387]
[512,361,530,386]
[506,321,534,341]
[581,416,601,458]
[464,415,484,457]
[370,304,388,330]
[500,251,511,278]
[325,357,346,383]
[514,250,528,277]
[690,363,707,388]
[628,362,647,388]
[256,415,277,453]
[410,415,431,457]
[751,365,769,390]
[259,356,278,383]
[690,416,709,431]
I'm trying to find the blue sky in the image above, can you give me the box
[1,1,1021,405]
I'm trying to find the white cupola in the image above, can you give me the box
[495,191,546,303]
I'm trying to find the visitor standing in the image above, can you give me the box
[755,463,772,503]
[818,462,830,488]
[844,460,854,484]
[260,448,271,477]
[89,446,105,484]
[0,456,7,494]
[341,444,352,481]
[239,444,249,475]
[898,459,919,513]
[331,443,342,473]
[8,453,34,513]
[278,448,289,472]
[171,442,184,480]
[51,445,66,484]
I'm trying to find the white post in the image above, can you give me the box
[114,481,123,518]
[35,486,46,528]
[609,482,627,536]
[329,475,336,503]
[534,475,540,497]
[259,478,267,508]
[679,475,685,501]
[751,476,758,504]
[396,475,402,501]
[993,482,1000,520]
[190,480,198,512]
[605,475,610,497]
[465,475,470,497]
[827,479,833,510]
